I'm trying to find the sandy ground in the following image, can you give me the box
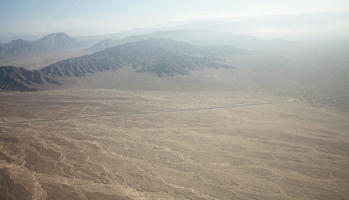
[0,89,348,199]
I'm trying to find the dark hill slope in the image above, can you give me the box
[0,66,60,91]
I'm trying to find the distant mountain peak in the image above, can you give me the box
[39,32,71,41]
[36,32,76,49]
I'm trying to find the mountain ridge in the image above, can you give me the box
[42,39,233,77]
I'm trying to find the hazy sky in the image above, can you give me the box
[1,0,349,39]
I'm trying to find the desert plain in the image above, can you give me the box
[0,87,348,200]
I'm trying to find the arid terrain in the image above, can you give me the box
[1,1,349,199]
[1,88,348,200]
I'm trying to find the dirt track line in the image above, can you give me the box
[0,101,285,126]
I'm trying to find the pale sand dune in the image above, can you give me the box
[0,89,348,199]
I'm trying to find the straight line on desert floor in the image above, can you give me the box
[0,101,289,126]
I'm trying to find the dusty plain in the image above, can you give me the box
[0,87,348,200]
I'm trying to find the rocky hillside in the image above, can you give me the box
[0,66,60,91]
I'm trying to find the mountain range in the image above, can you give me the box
[88,30,291,52]
[1,39,236,91]
[0,32,79,59]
